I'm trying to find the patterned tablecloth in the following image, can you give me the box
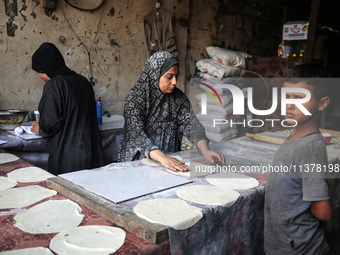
[91,133,339,255]
[83,138,275,255]
[1,132,339,255]
[0,149,170,254]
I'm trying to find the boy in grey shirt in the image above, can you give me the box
[264,63,333,255]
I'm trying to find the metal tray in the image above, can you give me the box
[0,110,28,131]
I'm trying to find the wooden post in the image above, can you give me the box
[304,0,321,63]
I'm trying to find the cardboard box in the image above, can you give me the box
[283,21,309,40]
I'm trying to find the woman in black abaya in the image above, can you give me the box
[31,42,105,175]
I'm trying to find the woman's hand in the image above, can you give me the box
[149,150,188,172]
[201,149,225,164]
[159,155,188,172]
[31,120,40,134]
[197,140,225,164]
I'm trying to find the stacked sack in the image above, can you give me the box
[194,46,252,142]
[196,46,251,80]
[195,80,237,143]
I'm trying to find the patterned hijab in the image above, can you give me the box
[118,51,207,162]
[32,42,75,78]
[118,51,187,162]
[130,51,178,114]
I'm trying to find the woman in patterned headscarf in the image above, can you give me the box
[118,51,225,171]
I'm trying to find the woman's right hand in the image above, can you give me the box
[31,120,40,134]
[149,150,188,172]
[159,155,188,172]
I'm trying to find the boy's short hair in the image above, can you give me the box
[284,63,332,99]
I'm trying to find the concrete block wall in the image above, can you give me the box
[0,0,282,115]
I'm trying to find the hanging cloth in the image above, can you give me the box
[143,8,178,59]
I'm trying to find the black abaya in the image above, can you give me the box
[32,43,105,175]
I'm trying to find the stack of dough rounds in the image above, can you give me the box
[7,167,55,183]
[0,247,53,255]
[0,185,57,209]
[206,172,259,190]
[49,225,126,255]
[0,176,17,191]
[133,198,203,230]
[176,185,240,207]
[14,200,84,234]
[0,153,19,165]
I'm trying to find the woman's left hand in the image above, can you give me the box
[202,149,225,164]
[197,140,225,164]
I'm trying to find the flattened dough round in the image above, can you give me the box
[0,185,57,209]
[142,156,182,166]
[176,185,240,207]
[141,158,162,166]
[166,162,215,177]
[50,225,126,255]
[0,247,53,255]
[0,153,19,164]
[7,167,55,183]
[0,176,17,191]
[14,199,84,234]
[206,172,259,190]
[134,198,203,230]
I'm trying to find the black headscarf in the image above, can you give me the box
[159,56,178,79]
[32,42,74,78]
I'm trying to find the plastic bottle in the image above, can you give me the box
[96,97,102,126]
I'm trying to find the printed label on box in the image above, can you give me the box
[283,21,309,40]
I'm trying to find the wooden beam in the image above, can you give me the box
[246,133,285,145]
[304,0,321,63]
[46,177,169,244]
[320,128,340,137]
